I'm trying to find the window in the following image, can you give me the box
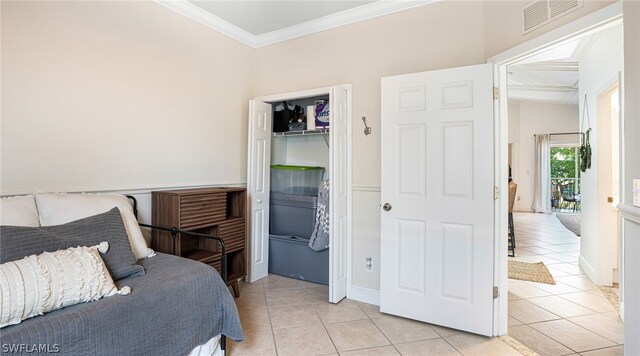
[550,146,581,212]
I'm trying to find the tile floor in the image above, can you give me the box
[507,212,624,355]
[230,274,522,355]
[228,212,624,356]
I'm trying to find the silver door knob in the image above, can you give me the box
[257,199,262,204]
[383,203,392,211]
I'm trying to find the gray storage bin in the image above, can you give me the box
[269,234,329,285]
[270,193,317,239]
[271,165,325,196]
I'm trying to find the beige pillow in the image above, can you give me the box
[0,195,40,227]
[35,193,154,260]
[0,242,130,328]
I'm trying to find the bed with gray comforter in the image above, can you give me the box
[0,252,244,355]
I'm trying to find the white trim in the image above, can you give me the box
[0,183,247,197]
[256,86,333,103]
[493,63,509,337]
[579,254,597,282]
[153,0,258,47]
[348,285,380,306]
[346,84,354,307]
[620,204,640,224]
[352,185,381,192]
[154,0,439,48]
[253,1,438,48]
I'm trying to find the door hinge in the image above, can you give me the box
[494,186,500,200]
[493,87,499,100]
[493,286,499,299]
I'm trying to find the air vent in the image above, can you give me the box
[522,0,583,34]
[524,0,549,32]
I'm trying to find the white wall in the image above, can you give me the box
[508,102,579,211]
[578,24,623,286]
[253,1,488,293]
[251,1,613,293]
[0,0,622,300]
[622,2,640,353]
[1,1,254,195]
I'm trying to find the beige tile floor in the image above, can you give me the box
[230,274,522,355]
[228,212,623,356]
[508,212,624,355]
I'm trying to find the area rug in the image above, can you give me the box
[508,261,556,285]
[556,213,581,236]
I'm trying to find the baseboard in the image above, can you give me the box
[620,301,625,322]
[348,285,380,306]
[579,254,597,282]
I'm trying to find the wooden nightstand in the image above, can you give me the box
[151,187,246,297]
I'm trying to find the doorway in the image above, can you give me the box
[597,83,622,285]
[489,1,624,350]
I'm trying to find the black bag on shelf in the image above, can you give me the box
[273,101,306,132]
[273,101,304,133]
[273,101,290,133]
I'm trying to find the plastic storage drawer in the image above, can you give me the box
[270,193,317,238]
[269,234,329,285]
[271,165,324,196]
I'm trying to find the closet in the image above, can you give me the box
[247,85,350,303]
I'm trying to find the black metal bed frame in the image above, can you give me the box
[126,195,228,353]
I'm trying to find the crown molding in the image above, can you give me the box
[155,0,438,48]
[254,1,438,47]
[154,0,259,47]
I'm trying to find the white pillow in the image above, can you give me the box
[0,242,131,328]
[35,193,154,260]
[0,195,40,227]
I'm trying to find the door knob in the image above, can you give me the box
[383,203,392,211]
[607,197,613,203]
[257,199,263,204]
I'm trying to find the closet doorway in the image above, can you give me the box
[246,85,352,303]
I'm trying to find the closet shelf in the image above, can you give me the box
[273,128,329,137]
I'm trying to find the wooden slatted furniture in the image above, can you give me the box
[151,187,246,297]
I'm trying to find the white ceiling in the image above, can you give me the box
[189,1,376,35]
[155,0,434,48]
[507,33,600,105]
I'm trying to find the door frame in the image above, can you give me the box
[250,84,353,301]
[488,2,623,336]
[595,76,622,287]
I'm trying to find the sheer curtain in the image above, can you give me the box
[531,134,551,213]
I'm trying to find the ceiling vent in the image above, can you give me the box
[522,0,583,34]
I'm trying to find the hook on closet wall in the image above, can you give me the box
[361,116,372,135]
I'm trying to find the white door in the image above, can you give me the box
[247,100,272,282]
[330,86,349,302]
[380,64,496,336]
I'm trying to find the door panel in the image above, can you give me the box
[380,64,495,336]
[330,87,348,303]
[247,100,272,282]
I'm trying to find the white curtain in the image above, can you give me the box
[531,134,551,213]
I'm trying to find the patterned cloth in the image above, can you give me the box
[309,180,330,252]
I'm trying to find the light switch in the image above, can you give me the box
[634,179,640,207]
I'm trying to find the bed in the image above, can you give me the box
[0,193,244,355]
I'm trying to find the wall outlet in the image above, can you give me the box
[633,179,640,207]
[365,257,373,272]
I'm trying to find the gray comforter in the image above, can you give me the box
[0,253,244,355]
